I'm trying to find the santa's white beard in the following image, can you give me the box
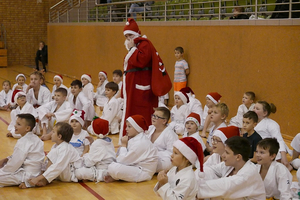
[124,35,139,50]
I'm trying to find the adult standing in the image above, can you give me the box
[120,18,171,138]
[35,41,48,72]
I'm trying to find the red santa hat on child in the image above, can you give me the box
[180,87,194,95]
[206,92,222,105]
[53,75,63,83]
[123,18,141,36]
[69,109,85,127]
[213,126,240,144]
[81,74,92,83]
[12,90,26,103]
[15,74,26,81]
[185,112,201,130]
[99,71,107,79]
[90,117,109,138]
[173,137,204,172]
[174,91,189,104]
[126,115,148,133]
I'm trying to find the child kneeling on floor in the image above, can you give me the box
[104,115,158,183]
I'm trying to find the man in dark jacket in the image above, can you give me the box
[35,41,48,72]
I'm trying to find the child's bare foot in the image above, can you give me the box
[19,182,28,189]
[200,133,207,138]
[6,132,12,137]
[104,175,115,183]
[36,178,48,187]
[40,133,52,141]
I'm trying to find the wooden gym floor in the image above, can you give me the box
[0,65,297,200]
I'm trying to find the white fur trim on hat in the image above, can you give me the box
[212,129,227,144]
[123,30,140,37]
[81,74,92,83]
[53,75,63,83]
[99,71,107,79]
[173,140,197,165]
[69,110,85,127]
[185,117,200,130]
[16,74,26,81]
[127,117,143,133]
[14,91,26,103]
[174,91,188,104]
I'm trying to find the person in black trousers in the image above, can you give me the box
[35,41,48,72]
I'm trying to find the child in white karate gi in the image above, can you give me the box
[147,107,178,172]
[112,69,123,97]
[0,80,12,111]
[75,117,116,182]
[290,133,300,171]
[38,88,72,141]
[29,122,82,187]
[229,91,255,129]
[0,114,44,188]
[196,136,266,199]
[154,137,203,200]
[69,110,90,157]
[158,93,169,108]
[12,74,28,92]
[169,91,190,135]
[256,138,293,200]
[7,91,38,139]
[104,115,158,183]
[201,92,222,138]
[26,71,51,108]
[94,71,109,110]
[81,74,94,104]
[51,75,68,99]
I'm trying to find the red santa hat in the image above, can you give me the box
[15,74,26,81]
[69,109,85,127]
[206,92,222,105]
[180,87,194,95]
[53,74,63,83]
[12,90,26,104]
[173,137,204,172]
[90,117,109,138]
[123,18,141,36]
[213,126,240,144]
[185,112,201,130]
[174,91,189,104]
[126,115,148,133]
[99,71,107,79]
[81,74,92,83]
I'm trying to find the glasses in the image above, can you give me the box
[211,138,222,144]
[151,114,165,120]
[17,95,26,100]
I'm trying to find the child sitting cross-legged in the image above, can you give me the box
[75,117,116,182]
[0,114,44,188]
[256,138,293,199]
[154,137,203,199]
[104,115,158,183]
[29,122,82,187]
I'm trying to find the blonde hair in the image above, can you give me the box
[215,103,229,118]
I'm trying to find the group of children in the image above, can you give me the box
[0,47,298,199]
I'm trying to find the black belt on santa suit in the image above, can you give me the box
[124,67,152,75]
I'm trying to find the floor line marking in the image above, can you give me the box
[79,181,105,200]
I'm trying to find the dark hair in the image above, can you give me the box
[71,79,82,88]
[234,7,245,12]
[17,113,36,131]
[225,136,250,162]
[40,41,45,46]
[153,107,171,124]
[55,88,68,96]
[257,101,276,116]
[30,71,43,79]
[257,138,279,158]
[105,81,119,93]
[113,69,123,77]
[2,80,11,88]
[245,91,255,100]
[175,46,184,54]
[243,111,258,123]
[216,103,229,118]
[54,122,73,143]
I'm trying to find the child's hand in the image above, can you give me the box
[6,132,12,137]
[18,182,27,189]
[45,113,54,120]
[15,85,23,90]
[157,170,168,188]
[121,136,129,147]
[0,158,8,168]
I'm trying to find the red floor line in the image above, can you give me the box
[79,181,105,200]
[0,116,9,125]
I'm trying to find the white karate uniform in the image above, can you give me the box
[82,82,94,104]
[12,83,28,92]
[43,142,82,183]
[7,102,38,138]
[94,80,108,107]
[114,81,123,97]
[207,122,227,147]
[0,90,12,107]
[107,133,158,182]
[203,153,221,168]
[37,100,72,130]
[147,125,178,172]
[158,93,169,108]
[51,84,69,98]
[183,131,206,152]
[26,87,51,108]
[68,91,95,121]
[154,165,198,200]
[257,161,293,199]
[75,137,116,182]
[169,104,190,135]
[254,117,287,159]
[101,97,120,134]
[187,93,204,127]
[0,132,44,187]
[229,103,255,128]
[291,133,300,169]
[197,160,266,199]
[69,129,90,156]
